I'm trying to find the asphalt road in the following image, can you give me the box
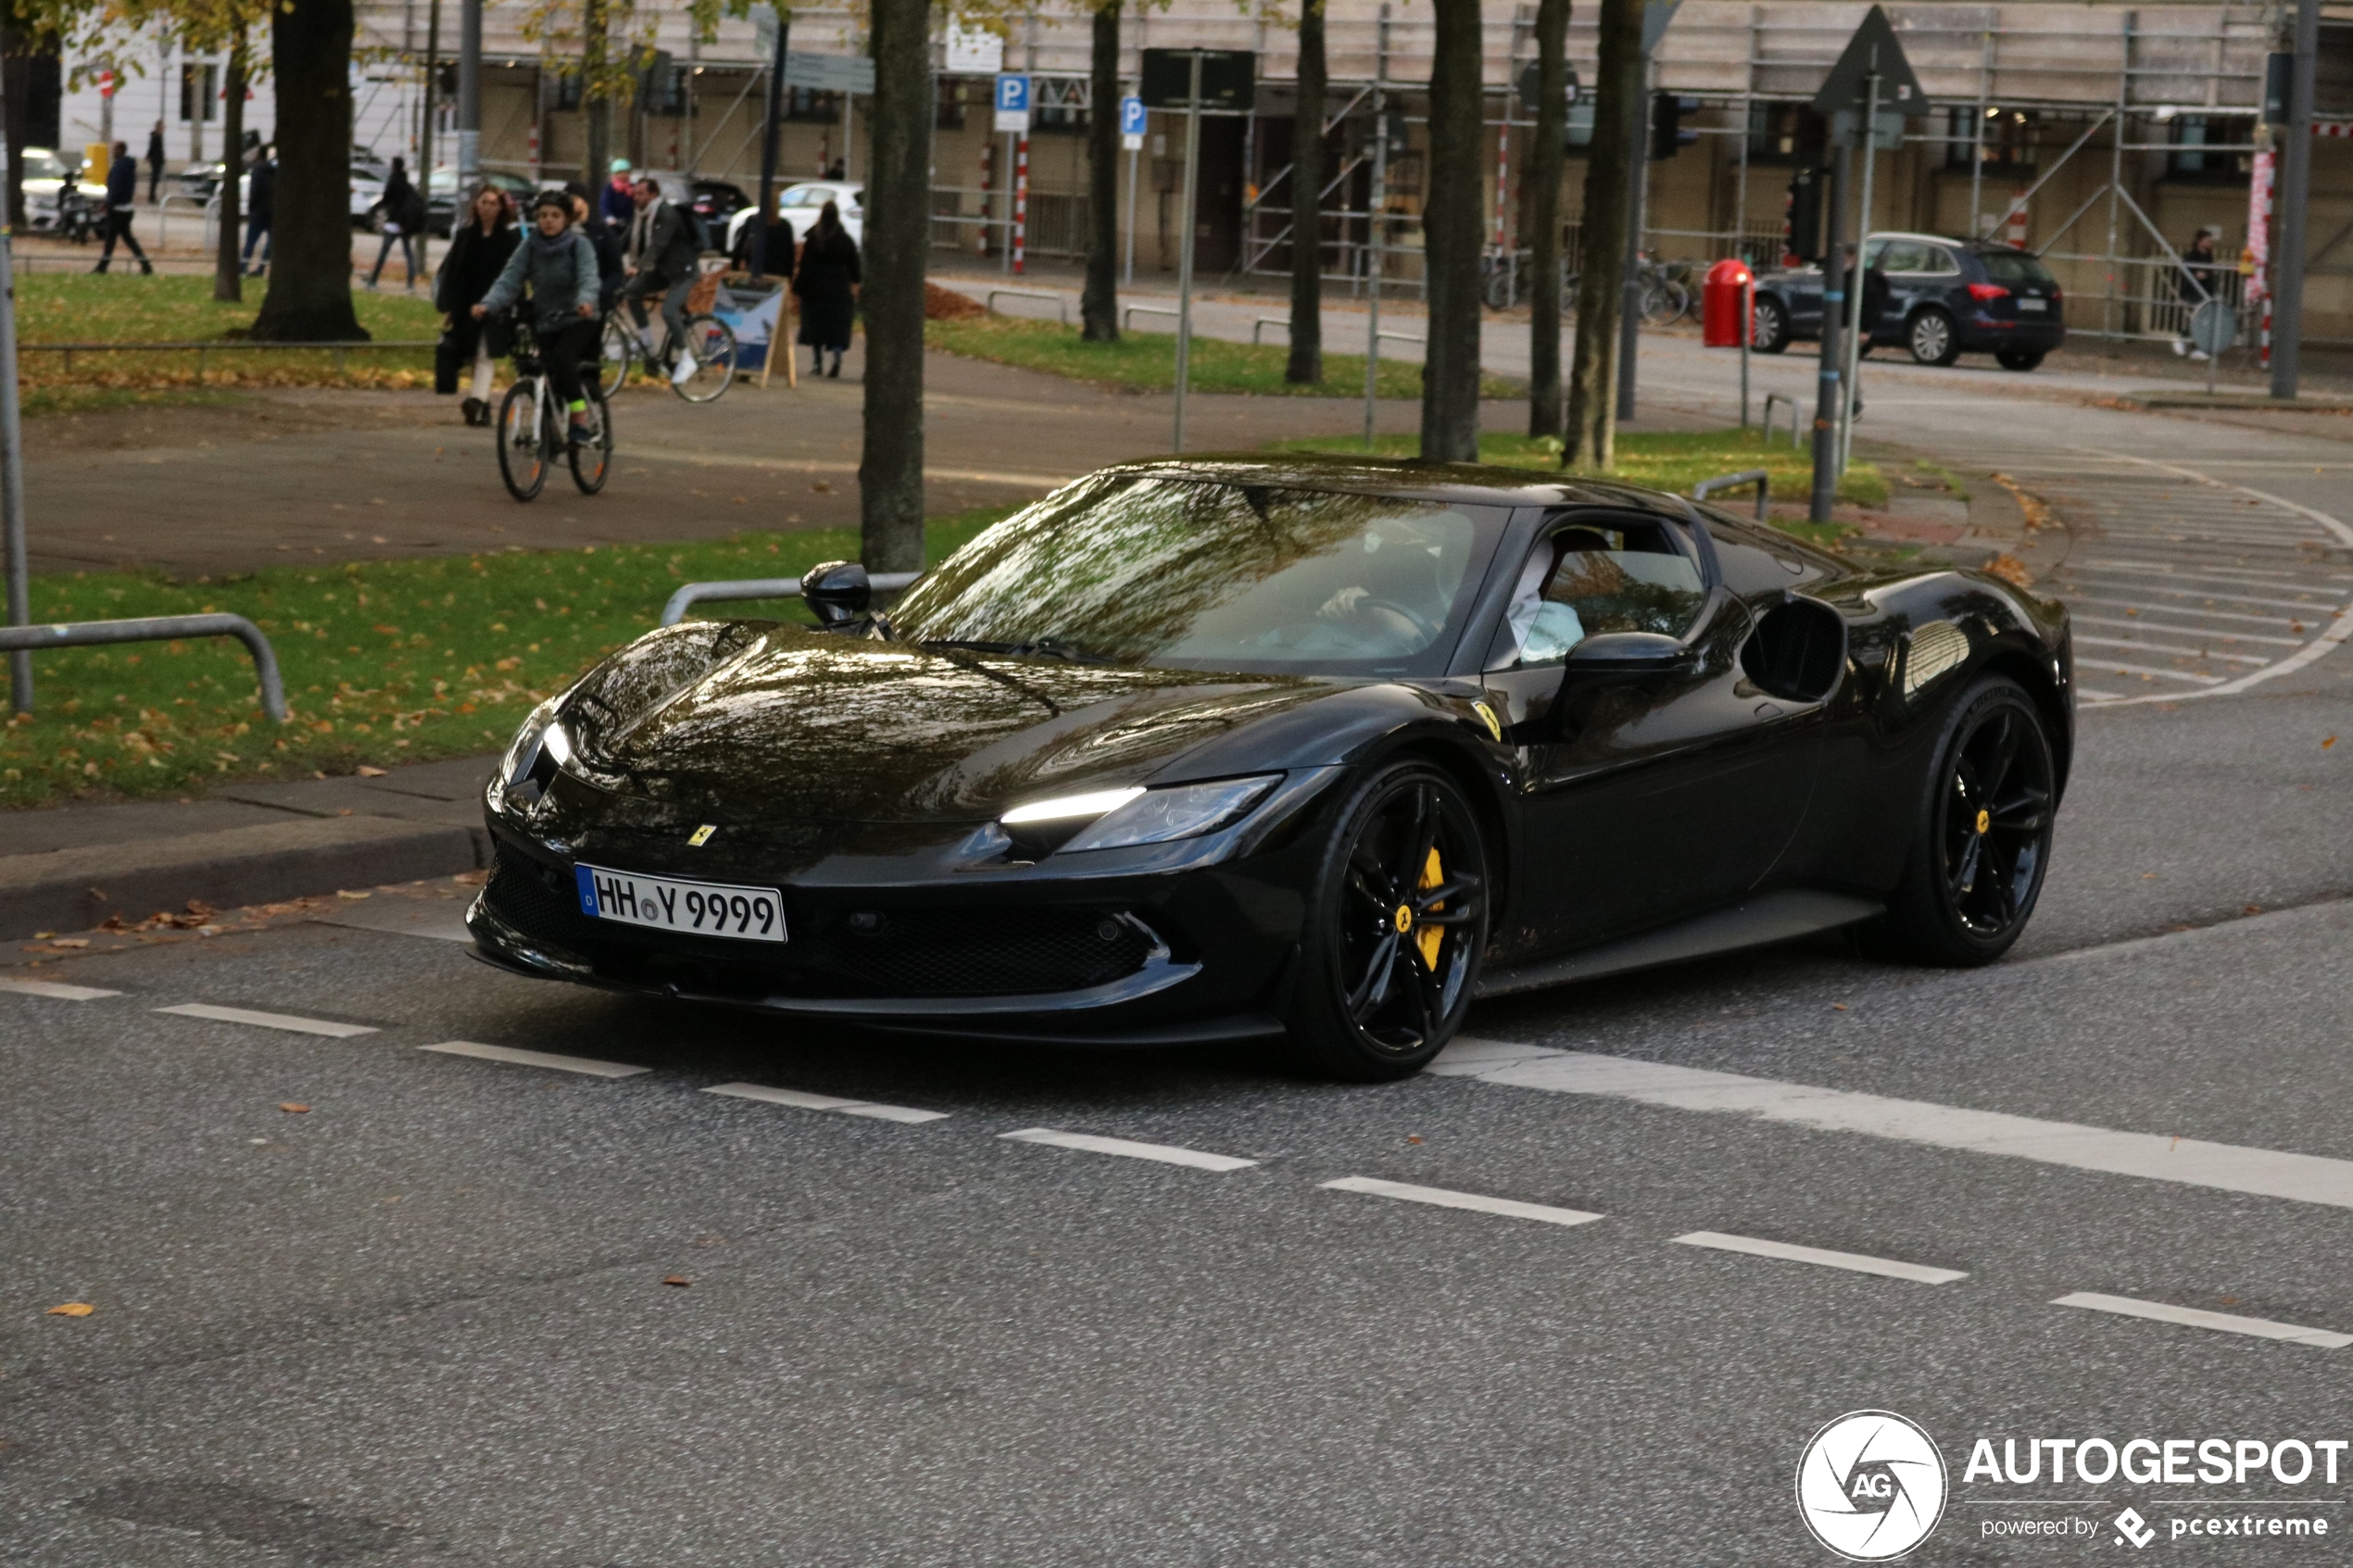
[6,306,2352,1566]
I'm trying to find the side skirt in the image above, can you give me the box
[1473,888,1884,1000]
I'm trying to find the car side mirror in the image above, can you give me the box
[800,560,871,626]
[1563,632,1688,675]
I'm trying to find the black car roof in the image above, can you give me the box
[1089,453,1689,513]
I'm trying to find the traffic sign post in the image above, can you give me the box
[1139,49,1251,452]
[995,76,1028,275]
[1121,96,1144,283]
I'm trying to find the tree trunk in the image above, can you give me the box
[2,34,31,232]
[214,31,245,304]
[1526,0,1569,437]
[1079,2,1119,342]
[858,0,928,573]
[1285,0,1326,384]
[581,0,610,191]
[1564,0,1640,470]
[252,0,364,342]
[1417,0,1483,463]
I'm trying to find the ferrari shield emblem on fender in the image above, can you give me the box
[687,824,718,847]
[1471,701,1503,742]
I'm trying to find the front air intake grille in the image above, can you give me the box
[483,847,1156,999]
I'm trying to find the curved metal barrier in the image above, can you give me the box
[0,613,288,721]
[1692,469,1771,522]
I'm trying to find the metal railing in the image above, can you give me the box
[984,288,1069,326]
[1760,393,1803,449]
[661,571,922,628]
[1124,304,1178,330]
[1692,469,1771,523]
[0,613,288,721]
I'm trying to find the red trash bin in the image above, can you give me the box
[1703,257,1754,347]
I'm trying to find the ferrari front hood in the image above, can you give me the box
[591,629,1337,823]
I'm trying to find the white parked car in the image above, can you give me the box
[723,181,863,259]
[14,146,77,231]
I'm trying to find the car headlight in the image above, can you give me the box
[501,697,573,794]
[999,775,1280,855]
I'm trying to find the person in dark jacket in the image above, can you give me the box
[562,181,626,312]
[93,142,151,274]
[792,200,860,378]
[436,183,521,426]
[241,144,275,276]
[623,175,703,374]
[600,158,635,230]
[474,193,603,446]
[144,122,165,203]
[729,192,795,282]
[367,157,426,291]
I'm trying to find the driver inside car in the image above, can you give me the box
[1312,513,1466,638]
[1494,525,1711,668]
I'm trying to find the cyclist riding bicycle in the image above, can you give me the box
[622,174,704,385]
[473,192,602,447]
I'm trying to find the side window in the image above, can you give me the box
[1694,506,1839,597]
[1880,241,1930,273]
[1489,517,1709,669]
[1923,245,1963,276]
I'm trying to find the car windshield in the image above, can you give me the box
[19,151,65,180]
[1980,250,2057,287]
[890,474,1506,676]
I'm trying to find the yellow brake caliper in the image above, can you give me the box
[1416,847,1445,970]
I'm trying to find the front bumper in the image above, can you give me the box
[467,776,1340,1043]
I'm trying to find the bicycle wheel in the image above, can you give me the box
[670,313,738,403]
[595,313,635,397]
[1481,264,1514,312]
[495,381,548,501]
[569,390,613,495]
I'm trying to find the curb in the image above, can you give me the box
[2,814,488,941]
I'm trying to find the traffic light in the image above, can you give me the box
[1650,94,1699,160]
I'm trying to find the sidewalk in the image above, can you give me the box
[1,753,494,941]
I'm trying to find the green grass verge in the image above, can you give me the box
[11,273,446,409]
[925,315,1525,400]
[1,507,1013,812]
[1268,426,1888,520]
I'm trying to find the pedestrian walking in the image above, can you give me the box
[92,142,151,274]
[563,182,626,312]
[728,193,795,282]
[144,121,165,203]
[2172,226,2221,360]
[623,174,702,380]
[436,183,521,427]
[241,144,274,276]
[792,199,859,379]
[473,192,604,447]
[366,157,426,291]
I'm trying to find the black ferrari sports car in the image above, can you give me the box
[470,456,2073,1080]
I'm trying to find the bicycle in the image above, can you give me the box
[493,316,612,502]
[1478,247,1579,316]
[1636,255,1695,326]
[603,298,740,404]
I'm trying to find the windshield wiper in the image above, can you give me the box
[922,637,1114,664]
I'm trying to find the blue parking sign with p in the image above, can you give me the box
[1120,96,1146,137]
[995,73,1029,114]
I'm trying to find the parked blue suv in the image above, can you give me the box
[1751,232,2066,371]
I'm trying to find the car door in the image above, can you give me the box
[1871,240,1928,339]
[1479,509,1826,952]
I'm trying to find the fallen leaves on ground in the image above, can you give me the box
[278,1102,310,1113]
[2326,735,2339,750]
[45,1302,94,1318]
[1982,553,2034,589]
[661,1275,692,1287]
[335,889,371,901]
[355,764,388,777]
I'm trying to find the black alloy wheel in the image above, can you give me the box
[1996,347,2045,372]
[1871,677,2057,965]
[1752,295,1790,354]
[1907,307,1961,367]
[1288,761,1490,1081]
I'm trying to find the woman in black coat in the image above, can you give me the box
[792,201,861,378]
[435,184,521,425]
[729,192,797,282]
[367,157,427,290]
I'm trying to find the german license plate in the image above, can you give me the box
[2017,297,2047,312]
[573,863,786,943]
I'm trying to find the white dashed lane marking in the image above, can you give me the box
[999,1127,1259,1172]
[1672,1230,1969,1286]
[703,1082,949,1123]
[1431,1038,2353,1211]
[154,1003,378,1038]
[2052,1292,2353,1350]
[0,978,121,1000]
[1322,1175,1605,1227]
[419,1040,648,1078]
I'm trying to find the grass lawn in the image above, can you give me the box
[1,508,1013,813]
[1267,426,1887,528]
[13,273,446,415]
[925,315,1525,400]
